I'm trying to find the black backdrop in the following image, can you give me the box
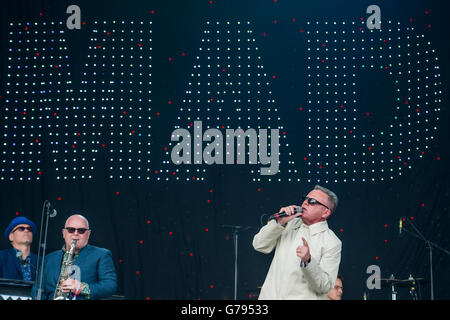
[1,0,449,300]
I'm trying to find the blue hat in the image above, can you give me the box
[4,216,37,239]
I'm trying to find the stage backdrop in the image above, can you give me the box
[1,0,449,300]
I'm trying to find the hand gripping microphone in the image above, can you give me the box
[268,206,302,221]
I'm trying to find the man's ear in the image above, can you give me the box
[322,208,332,220]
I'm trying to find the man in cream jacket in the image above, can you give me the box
[253,185,342,300]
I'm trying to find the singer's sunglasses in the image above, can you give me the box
[64,227,89,234]
[12,226,33,233]
[302,196,330,210]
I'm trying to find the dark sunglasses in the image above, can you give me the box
[13,226,33,233]
[302,196,330,210]
[65,227,89,234]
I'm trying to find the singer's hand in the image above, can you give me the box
[277,205,302,227]
[296,237,311,263]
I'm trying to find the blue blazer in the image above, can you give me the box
[32,244,117,300]
[0,248,38,281]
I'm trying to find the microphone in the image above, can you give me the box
[44,200,57,218]
[16,251,36,269]
[268,206,302,221]
[399,217,403,235]
[16,250,23,261]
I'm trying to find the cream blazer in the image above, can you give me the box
[253,218,342,300]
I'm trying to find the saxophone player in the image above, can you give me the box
[32,214,117,300]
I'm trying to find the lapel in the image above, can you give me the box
[9,248,22,277]
[74,244,91,269]
[50,250,64,285]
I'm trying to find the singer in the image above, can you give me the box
[0,216,38,281]
[252,185,342,299]
[32,214,117,300]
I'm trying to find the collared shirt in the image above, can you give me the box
[14,248,32,281]
[60,246,90,299]
[253,218,342,300]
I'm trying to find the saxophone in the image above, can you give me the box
[54,239,78,300]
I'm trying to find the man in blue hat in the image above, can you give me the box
[0,216,38,281]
